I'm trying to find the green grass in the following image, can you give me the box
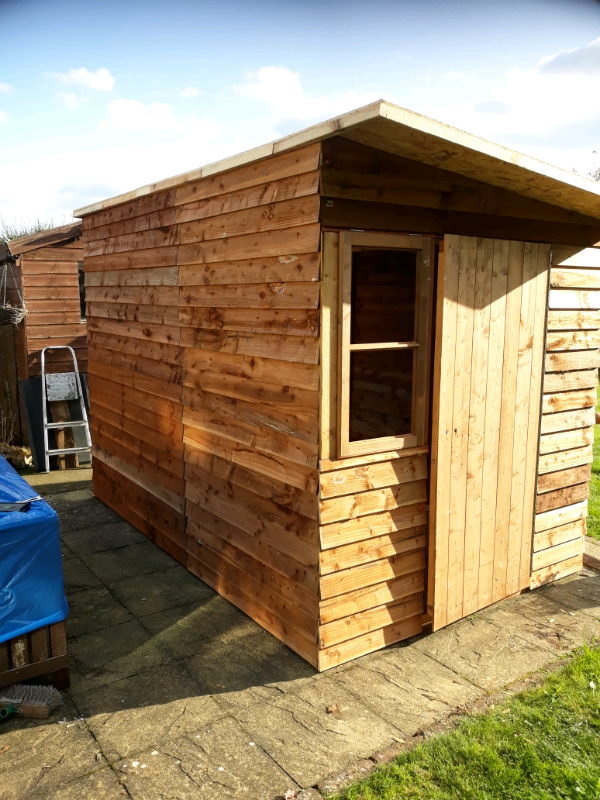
[334,644,600,800]
[587,395,600,541]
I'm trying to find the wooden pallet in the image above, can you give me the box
[0,620,69,690]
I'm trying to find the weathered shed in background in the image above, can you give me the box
[6,221,86,379]
[74,101,600,670]
[1,222,86,447]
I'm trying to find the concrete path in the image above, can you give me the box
[2,475,600,800]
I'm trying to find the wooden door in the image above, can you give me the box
[430,235,550,630]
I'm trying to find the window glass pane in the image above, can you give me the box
[351,249,416,344]
[349,349,413,442]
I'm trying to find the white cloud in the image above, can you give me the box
[241,66,381,123]
[58,92,81,111]
[108,99,179,132]
[473,100,511,114]
[0,83,12,95]
[417,48,600,174]
[57,67,115,92]
[107,98,219,143]
[540,36,600,77]
[0,133,252,223]
[181,87,200,99]
[440,71,481,85]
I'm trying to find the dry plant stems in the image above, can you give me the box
[0,216,72,244]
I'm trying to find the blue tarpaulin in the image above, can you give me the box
[0,456,68,644]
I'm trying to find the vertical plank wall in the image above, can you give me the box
[532,246,600,587]
[431,235,550,630]
[15,240,87,377]
[82,189,187,564]
[177,144,322,666]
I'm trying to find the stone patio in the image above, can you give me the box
[2,469,600,799]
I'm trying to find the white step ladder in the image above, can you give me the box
[41,346,92,472]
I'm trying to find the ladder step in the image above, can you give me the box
[46,421,88,429]
[47,447,92,456]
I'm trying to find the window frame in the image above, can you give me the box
[337,231,433,458]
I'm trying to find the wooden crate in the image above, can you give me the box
[0,621,69,690]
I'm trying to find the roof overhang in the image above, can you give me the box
[74,100,600,221]
[8,220,82,257]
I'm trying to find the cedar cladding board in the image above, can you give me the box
[76,101,600,670]
[83,146,322,666]
[6,223,86,378]
[532,246,600,587]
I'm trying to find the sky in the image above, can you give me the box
[1,0,600,224]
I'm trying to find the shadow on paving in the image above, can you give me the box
[50,486,316,720]
[5,477,600,800]
[39,484,600,723]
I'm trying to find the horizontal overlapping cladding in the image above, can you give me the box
[14,241,86,377]
[83,142,325,666]
[532,246,600,589]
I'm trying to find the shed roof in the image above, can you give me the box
[74,100,600,220]
[8,220,82,257]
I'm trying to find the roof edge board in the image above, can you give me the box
[380,102,600,198]
[74,101,385,217]
[8,220,82,256]
[74,99,600,220]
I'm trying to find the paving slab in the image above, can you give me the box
[49,495,121,531]
[61,556,104,595]
[108,566,215,617]
[184,616,314,696]
[65,586,133,638]
[329,646,483,736]
[60,539,75,560]
[138,595,267,662]
[412,613,559,691]
[62,521,147,556]
[68,618,171,693]
[114,714,295,800]
[0,717,105,800]
[543,569,600,619]
[34,767,126,800]
[231,678,401,789]
[584,535,600,570]
[75,671,222,761]
[137,599,223,661]
[81,540,179,584]
[483,589,600,655]
[23,466,93,497]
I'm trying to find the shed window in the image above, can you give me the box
[338,232,432,458]
[77,262,86,322]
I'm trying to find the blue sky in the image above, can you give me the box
[1,0,599,223]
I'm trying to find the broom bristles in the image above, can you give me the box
[1,684,62,710]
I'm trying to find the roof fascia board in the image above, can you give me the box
[74,99,600,220]
[74,102,384,217]
[8,221,82,256]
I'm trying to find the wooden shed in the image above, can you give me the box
[5,221,86,378]
[1,222,86,447]
[74,101,600,670]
